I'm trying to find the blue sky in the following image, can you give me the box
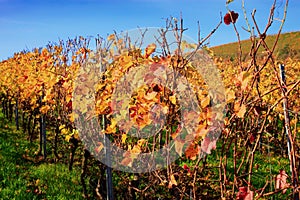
[0,0,299,61]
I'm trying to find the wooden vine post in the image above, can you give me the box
[39,84,47,160]
[279,64,299,200]
[15,94,19,130]
[103,115,114,200]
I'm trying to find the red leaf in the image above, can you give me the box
[66,101,72,110]
[224,11,239,25]
[183,164,188,169]
[249,134,255,144]
[183,164,191,173]
[236,187,254,200]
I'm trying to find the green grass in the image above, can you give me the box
[0,110,295,199]
[206,141,292,199]
[211,31,300,61]
[0,114,83,200]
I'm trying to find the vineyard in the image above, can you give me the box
[0,0,300,199]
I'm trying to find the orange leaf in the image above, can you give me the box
[40,105,51,114]
[185,143,199,160]
[145,43,156,58]
[200,95,210,108]
[107,34,115,41]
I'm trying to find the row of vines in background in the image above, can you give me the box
[0,0,299,199]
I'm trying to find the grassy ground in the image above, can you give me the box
[0,110,293,199]
[0,113,83,200]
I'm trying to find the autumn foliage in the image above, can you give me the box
[0,0,299,199]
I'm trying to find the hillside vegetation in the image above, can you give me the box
[211,31,300,61]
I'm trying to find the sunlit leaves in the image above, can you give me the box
[59,125,79,142]
[144,43,156,58]
[200,95,210,108]
[40,105,51,114]
[169,95,176,105]
[235,103,247,118]
[225,88,235,103]
[107,34,115,41]
[0,32,229,174]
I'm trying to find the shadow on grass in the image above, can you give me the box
[0,114,83,200]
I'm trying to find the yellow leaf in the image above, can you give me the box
[72,129,80,140]
[35,179,40,186]
[144,91,157,101]
[225,89,235,103]
[121,134,127,144]
[226,0,234,4]
[131,145,141,154]
[59,124,66,130]
[145,43,156,57]
[201,95,210,108]
[66,94,72,103]
[137,139,146,147]
[61,128,69,135]
[162,105,169,114]
[40,105,50,114]
[106,118,117,133]
[107,34,115,41]
[65,135,71,142]
[239,71,252,91]
[236,104,247,118]
[169,95,176,105]
[68,113,75,123]
[168,174,178,188]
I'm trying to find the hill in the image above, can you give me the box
[211,31,300,61]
